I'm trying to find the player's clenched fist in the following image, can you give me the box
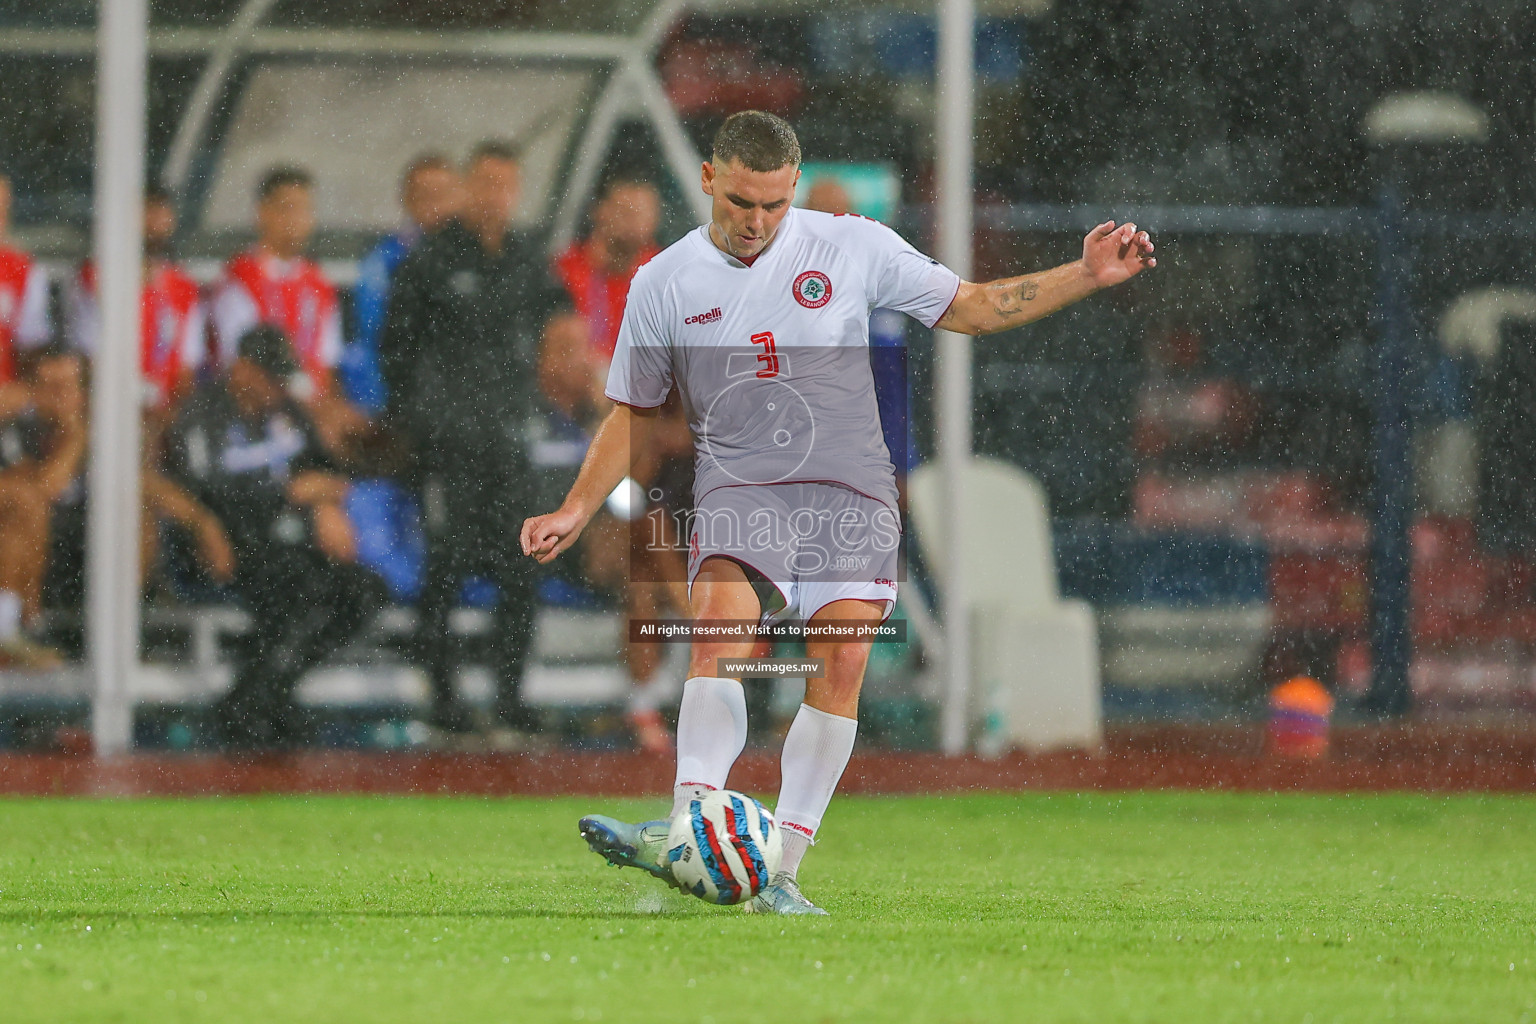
[1082,220,1156,289]
[520,507,587,564]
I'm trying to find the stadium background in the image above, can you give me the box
[3,4,1535,1023]
[4,0,1534,759]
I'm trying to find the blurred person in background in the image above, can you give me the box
[0,170,52,384]
[0,167,64,662]
[380,140,570,740]
[543,177,692,752]
[345,152,462,414]
[58,187,233,612]
[212,166,368,456]
[549,179,663,390]
[67,186,204,422]
[164,326,386,748]
[802,178,851,217]
[803,176,922,502]
[0,346,86,667]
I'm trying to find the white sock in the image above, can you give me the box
[669,676,747,819]
[0,590,20,641]
[774,703,857,879]
[779,828,812,880]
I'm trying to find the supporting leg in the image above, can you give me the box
[774,598,884,878]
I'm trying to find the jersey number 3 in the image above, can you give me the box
[751,331,779,378]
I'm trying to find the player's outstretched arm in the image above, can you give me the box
[520,401,660,565]
[936,220,1155,336]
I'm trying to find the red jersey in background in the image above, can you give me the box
[212,250,342,398]
[70,259,206,409]
[552,240,658,362]
[0,244,51,382]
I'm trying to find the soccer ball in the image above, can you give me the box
[667,790,783,905]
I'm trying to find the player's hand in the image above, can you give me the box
[520,506,588,564]
[1082,220,1156,289]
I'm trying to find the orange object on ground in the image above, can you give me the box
[1268,676,1334,758]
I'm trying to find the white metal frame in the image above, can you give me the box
[76,0,714,756]
[91,0,149,756]
[935,0,976,755]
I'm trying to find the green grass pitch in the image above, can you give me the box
[1,792,1533,1023]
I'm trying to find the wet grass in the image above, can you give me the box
[1,792,1533,1022]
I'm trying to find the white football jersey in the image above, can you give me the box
[606,206,959,511]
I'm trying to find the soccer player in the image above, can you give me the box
[67,186,205,417]
[551,178,664,369]
[0,170,66,666]
[520,110,1155,914]
[62,188,233,608]
[165,326,386,748]
[0,170,52,384]
[211,166,365,454]
[346,152,462,414]
[544,177,693,752]
[0,346,86,667]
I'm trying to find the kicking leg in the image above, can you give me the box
[578,555,762,886]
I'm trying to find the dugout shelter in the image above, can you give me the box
[38,0,1006,755]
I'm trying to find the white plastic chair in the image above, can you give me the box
[909,456,1103,753]
[1425,287,1536,515]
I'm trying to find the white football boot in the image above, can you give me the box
[746,871,829,916]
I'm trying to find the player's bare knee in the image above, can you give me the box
[688,640,755,679]
[826,641,872,680]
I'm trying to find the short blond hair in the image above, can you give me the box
[712,111,801,172]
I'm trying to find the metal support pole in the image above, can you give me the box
[935,0,975,755]
[161,0,279,193]
[549,64,637,254]
[90,0,149,755]
[629,61,711,224]
[1367,183,1414,716]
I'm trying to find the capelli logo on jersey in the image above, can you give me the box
[684,306,722,326]
[874,578,898,590]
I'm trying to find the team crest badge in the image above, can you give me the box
[792,270,832,309]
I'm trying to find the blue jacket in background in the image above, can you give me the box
[870,307,921,475]
[342,228,419,414]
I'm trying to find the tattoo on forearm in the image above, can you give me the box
[991,279,1039,317]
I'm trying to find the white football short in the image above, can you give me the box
[686,481,900,624]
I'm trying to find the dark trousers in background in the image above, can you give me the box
[218,544,388,747]
[417,460,540,731]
